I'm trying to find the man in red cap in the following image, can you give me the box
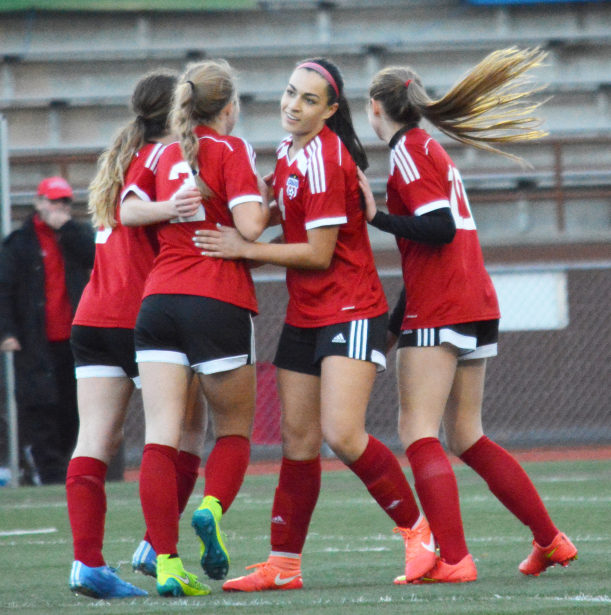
[0,177,95,484]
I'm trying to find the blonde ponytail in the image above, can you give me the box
[370,47,549,164]
[170,60,236,200]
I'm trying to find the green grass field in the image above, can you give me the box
[1,458,609,615]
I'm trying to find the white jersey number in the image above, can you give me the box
[168,161,206,223]
[95,227,112,244]
[448,166,476,230]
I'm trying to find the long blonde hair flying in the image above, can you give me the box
[369,47,549,164]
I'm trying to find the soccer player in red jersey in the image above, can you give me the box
[134,59,270,597]
[66,70,205,599]
[358,48,577,583]
[196,58,432,591]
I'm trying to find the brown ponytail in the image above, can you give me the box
[88,69,178,227]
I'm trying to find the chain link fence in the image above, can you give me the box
[1,262,609,474]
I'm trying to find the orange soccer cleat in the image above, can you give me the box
[408,553,477,584]
[222,559,303,592]
[393,515,437,584]
[519,532,578,576]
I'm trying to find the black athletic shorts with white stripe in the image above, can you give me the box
[273,313,388,376]
[397,319,499,361]
[134,294,255,375]
[71,325,140,384]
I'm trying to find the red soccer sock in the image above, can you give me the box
[460,436,558,546]
[406,437,469,564]
[139,443,179,555]
[271,456,321,555]
[143,449,201,544]
[203,435,250,512]
[349,435,420,528]
[177,450,201,514]
[66,456,107,567]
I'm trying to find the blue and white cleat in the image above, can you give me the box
[69,560,148,599]
[132,539,157,577]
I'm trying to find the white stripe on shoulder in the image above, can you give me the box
[393,139,420,184]
[238,137,258,172]
[200,135,234,151]
[306,136,326,194]
[145,142,165,171]
[277,138,291,159]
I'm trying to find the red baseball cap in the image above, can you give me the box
[37,176,74,200]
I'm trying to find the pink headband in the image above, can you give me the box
[297,62,340,98]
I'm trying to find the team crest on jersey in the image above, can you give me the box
[286,174,299,199]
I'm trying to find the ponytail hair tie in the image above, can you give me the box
[186,80,195,90]
[405,79,412,89]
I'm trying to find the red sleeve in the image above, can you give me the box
[222,139,262,209]
[121,146,162,203]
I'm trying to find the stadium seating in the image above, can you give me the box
[1,0,609,242]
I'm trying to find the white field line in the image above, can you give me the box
[0,527,57,536]
[1,492,608,513]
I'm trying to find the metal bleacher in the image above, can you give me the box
[1,0,610,245]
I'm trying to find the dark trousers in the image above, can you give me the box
[19,340,79,484]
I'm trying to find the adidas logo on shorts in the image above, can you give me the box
[332,333,346,344]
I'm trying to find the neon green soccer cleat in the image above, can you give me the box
[191,496,230,580]
[156,554,211,597]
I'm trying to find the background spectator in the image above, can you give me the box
[0,176,95,484]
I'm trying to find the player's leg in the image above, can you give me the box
[445,357,577,575]
[191,364,255,580]
[182,298,256,581]
[223,366,321,592]
[397,344,476,583]
[67,374,149,598]
[134,375,207,578]
[320,354,428,582]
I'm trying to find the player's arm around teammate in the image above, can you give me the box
[196,58,431,592]
[134,60,269,598]
[358,48,577,583]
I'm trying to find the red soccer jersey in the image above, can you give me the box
[273,125,387,327]
[143,125,262,313]
[386,128,500,330]
[73,142,163,328]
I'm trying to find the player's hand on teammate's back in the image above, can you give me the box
[357,168,377,222]
[173,187,203,218]
[193,225,247,260]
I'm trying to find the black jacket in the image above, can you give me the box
[0,213,95,407]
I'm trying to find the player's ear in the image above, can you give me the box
[322,101,339,121]
[370,98,383,117]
